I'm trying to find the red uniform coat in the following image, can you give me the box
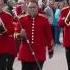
[0,11,17,57]
[18,13,53,62]
[58,6,70,47]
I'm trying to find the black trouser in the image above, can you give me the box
[0,54,14,70]
[65,47,70,70]
[22,61,44,70]
[15,39,21,52]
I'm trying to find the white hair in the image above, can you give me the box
[18,0,25,3]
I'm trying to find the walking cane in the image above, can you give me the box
[21,29,42,70]
[13,11,42,70]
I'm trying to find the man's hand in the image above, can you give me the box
[14,29,27,41]
[48,49,54,59]
[14,32,20,39]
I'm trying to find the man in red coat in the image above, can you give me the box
[0,0,17,70]
[15,0,54,70]
[58,0,70,70]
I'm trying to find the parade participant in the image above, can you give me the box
[58,0,70,70]
[12,0,28,51]
[0,0,17,70]
[15,0,54,70]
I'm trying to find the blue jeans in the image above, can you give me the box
[53,26,61,44]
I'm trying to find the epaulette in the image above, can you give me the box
[3,10,12,16]
[38,13,47,18]
[61,6,69,11]
[18,13,29,19]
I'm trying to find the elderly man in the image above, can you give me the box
[15,0,54,70]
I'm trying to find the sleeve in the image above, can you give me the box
[13,17,23,33]
[55,9,60,20]
[44,7,53,18]
[58,9,66,28]
[13,17,22,39]
[44,18,54,51]
[44,7,53,24]
[3,14,15,35]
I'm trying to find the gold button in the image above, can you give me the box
[32,26,34,29]
[32,35,34,38]
[32,32,34,34]
[32,29,34,32]
[32,23,34,26]
[32,38,34,40]
[31,41,34,44]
